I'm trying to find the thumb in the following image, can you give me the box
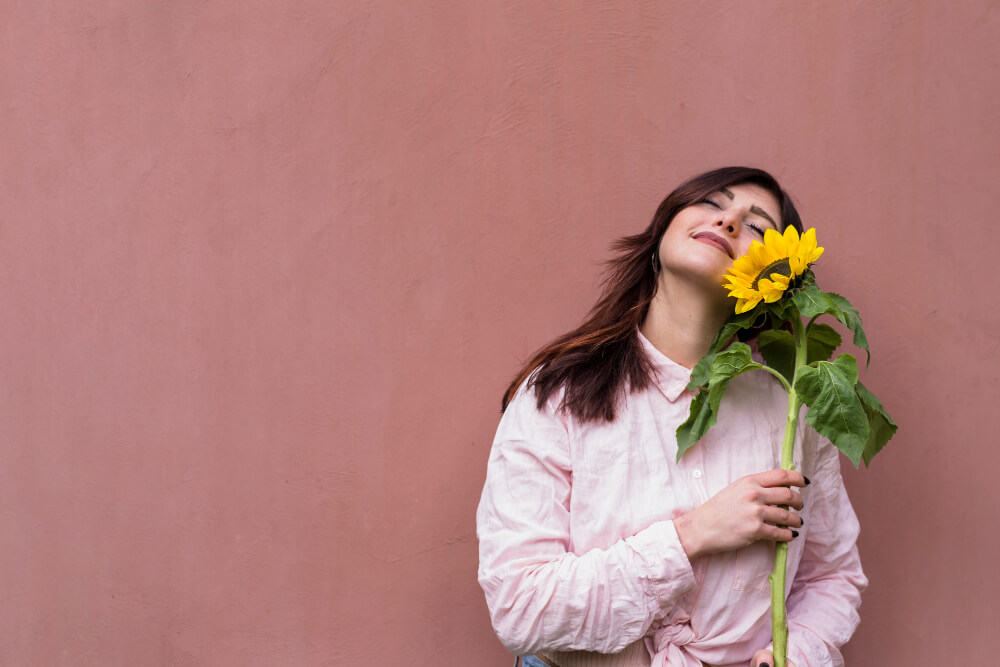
[750,649,774,667]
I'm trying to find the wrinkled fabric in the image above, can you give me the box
[646,620,700,667]
[477,331,867,667]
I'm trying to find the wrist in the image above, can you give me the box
[673,513,706,560]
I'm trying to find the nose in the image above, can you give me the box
[714,211,740,236]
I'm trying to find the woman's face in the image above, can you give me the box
[656,182,782,291]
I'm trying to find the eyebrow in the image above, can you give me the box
[719,188,779,229]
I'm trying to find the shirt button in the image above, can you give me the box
[692,469,703,479]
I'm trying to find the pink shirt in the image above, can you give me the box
[477,332,867,667]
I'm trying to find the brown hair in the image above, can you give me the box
[502,166,803,422]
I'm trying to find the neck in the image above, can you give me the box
[640,276,730,369]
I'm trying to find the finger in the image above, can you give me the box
[750,649,774,667]
[761,506,803,528]
[760,522,799,542]
[756,469,809,488]
[758,486,804,510]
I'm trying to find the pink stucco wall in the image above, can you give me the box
[0,1,996,664]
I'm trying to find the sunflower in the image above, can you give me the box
[723,227,824,314]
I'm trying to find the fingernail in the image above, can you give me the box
[803,475,811,485]
[800,518,805,527]
[791,530,799,538]
[761,663,770,667]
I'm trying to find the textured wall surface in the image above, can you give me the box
[0,1,996,664]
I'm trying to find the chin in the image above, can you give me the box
[687,263,732,287]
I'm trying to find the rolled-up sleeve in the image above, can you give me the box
[476,387,696,656]
[783,436,869,667]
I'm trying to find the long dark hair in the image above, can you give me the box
[502,166,803,422]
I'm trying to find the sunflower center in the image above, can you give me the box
[751,258,792,289]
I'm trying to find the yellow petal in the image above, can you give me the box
[763,228,786,256]
[757,278,776,291]
[725,275,752,289]
[731,257,752,276]
[783,225,800,248]
[762,291,784,303]
[799,228,817,256]
[749,242,772,268]
[736,296,761,313]
[727,264,754,279]
[769,273,790,288]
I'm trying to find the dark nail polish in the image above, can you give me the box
[761,663,770,667]
[791,530,799,538]
[800,518,805,527]
[803,475,811,485]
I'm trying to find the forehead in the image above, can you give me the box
[721,183,781,210]
[718,183,782,227]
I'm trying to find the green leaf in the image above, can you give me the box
[758,329,796,385]
[686,352,716,392]
[707,343,764,412]
[791,283,840,319]
[828,351,859,384]
[676,389,716,460]
[794,354,869,466]
[827,293,870,367]
[806,323,842,364]
[791,285,870,368]
[764,296,796,322]
[708,342,757,380]
[709,309,765,355]
[756,323,841,387]
[856,381,898,467]
[676,342,763,460]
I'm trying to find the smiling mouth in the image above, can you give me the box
[693,232,734,259]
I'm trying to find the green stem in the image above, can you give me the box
[769,315,807,667]
[758,365,792,394]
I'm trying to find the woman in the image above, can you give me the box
[476,167,867,667]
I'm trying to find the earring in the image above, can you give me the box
[651,251,658,274]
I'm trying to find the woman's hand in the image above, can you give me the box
[674,468,807,560]
[750,649,796,667]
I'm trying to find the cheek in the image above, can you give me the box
[657,215,698,257]
[655,229,678,261]
[735,235,764,257]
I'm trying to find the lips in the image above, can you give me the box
[693,232,734,259]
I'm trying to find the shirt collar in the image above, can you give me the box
[637,329,695,403]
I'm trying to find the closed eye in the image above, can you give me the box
[700,197,770,236]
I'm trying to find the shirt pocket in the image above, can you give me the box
[732,541,774,592]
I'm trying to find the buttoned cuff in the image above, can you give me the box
[625,520,697,614]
